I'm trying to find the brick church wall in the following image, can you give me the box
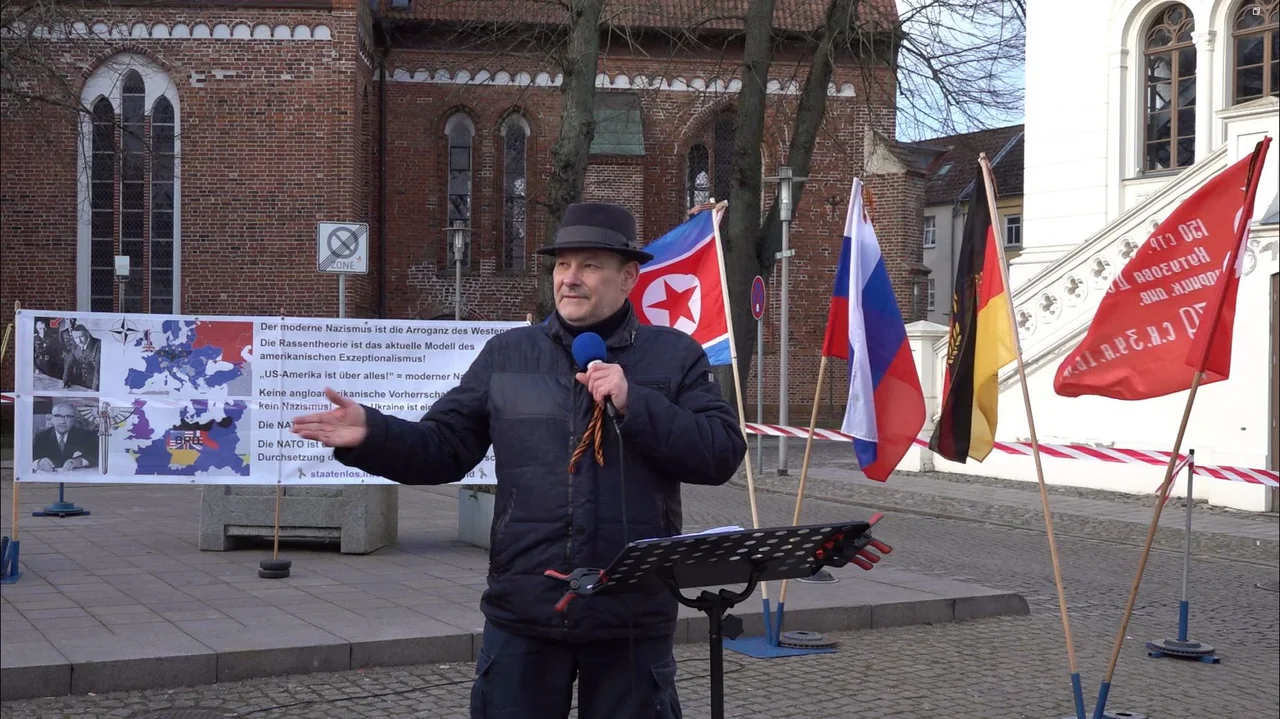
[0,1,373,389]
[0,9,924,425]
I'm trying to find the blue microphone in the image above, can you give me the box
[571,332,616,417]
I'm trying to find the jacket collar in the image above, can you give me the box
[547,300,639,353]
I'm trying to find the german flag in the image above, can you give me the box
[928,165,1016,462]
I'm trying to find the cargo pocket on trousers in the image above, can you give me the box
[470,648,495,719]
[648,655,682,719]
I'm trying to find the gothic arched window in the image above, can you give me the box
[684,109,736,211]
[686,143,710,209]
[502,114,530,270]
[445,112,474,267]
[78,55,181,313]
[1233,0,1279,103]
[1143,4,1196,171]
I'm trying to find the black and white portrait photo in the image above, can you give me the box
[30,397,100,474]
[33,316,102,393]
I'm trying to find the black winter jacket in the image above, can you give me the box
[333,304,747,642]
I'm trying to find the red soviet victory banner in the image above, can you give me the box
[1185,136,1271,378]
[1054,142,1270,401]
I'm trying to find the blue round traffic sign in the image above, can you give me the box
[750,275,766,320]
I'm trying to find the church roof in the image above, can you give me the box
[911,124,1024,207]
[379,0,899,34]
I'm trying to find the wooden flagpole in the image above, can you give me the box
[978,153,1085,719]
[774,180,874,641]
[1091,372,1199,718]
[772,354,827,641]
[3,302,21,584]
[3,304,16,543]
[705,199,771,630]
[1092,136,1269,719]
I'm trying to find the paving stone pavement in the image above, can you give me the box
[3,442,1277,718]
[738,440,1280,565]
[0,462,1029,703]
[0,524,1275,718]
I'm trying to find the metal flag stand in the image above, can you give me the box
[2,302,22,584]
[31,483,89,518]
[1146,449,1219,664]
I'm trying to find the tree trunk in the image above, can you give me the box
[719,0,776,406]
[723,0,855,406]
[536,0,605,319]
[755,0,854,267]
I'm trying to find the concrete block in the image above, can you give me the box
[0,662,71,700]
[870,598,955,629]
[0,635,71,700]
[199,484,398,555]
[72,653,217,695]
[217,643,351,683]
[350,630,474,668]
[954,592,1030,621]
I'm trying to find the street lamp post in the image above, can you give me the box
[763,166,806,475]
[444,221,471,320]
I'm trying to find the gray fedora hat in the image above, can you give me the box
[535,202,654,264]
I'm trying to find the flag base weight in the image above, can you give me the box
[777,630,836,648]
[258,559,291,579]
[1146,637,1219,663]
[724,635,835,658]
[31,501,89,518]
[796,567,838,583]
[31,484,89,518]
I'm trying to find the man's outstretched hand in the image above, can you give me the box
[291,388,368,448]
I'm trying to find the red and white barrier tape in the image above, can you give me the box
[743,422,1280,488]
[1,393,1273,487]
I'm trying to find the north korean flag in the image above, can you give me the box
[629,207,731,365]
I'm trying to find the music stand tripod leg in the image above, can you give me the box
[662,567,763,719]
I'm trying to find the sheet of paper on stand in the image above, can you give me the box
[671,526,745,538]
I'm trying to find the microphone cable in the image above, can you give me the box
[605,405,640,717]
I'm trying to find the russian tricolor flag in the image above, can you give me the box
[823,179,926,481]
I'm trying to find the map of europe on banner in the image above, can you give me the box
[12,310,523,485]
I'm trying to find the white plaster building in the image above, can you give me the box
[902,0,1279,511]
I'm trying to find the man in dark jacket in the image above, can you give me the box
[292,202,747,719]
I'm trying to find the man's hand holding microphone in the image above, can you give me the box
[571,331,629,417]
[576,363,628,415]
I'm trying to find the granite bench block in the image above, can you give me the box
[199,484,398,555]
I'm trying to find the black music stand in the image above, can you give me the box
[545,519,882,719]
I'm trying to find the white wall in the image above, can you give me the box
[979,0,1280,510]
[1018,0,1113,286]
[1018,0,1270,285]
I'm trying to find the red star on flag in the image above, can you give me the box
[648,279,697,327]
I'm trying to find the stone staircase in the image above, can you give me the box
[923,143,1239,398]
[906,103,1278,512]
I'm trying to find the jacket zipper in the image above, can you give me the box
[565,347,579,566]
[564,362,578,634]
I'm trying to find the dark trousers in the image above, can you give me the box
[470,620,682,719]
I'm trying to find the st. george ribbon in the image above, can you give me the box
[570,330,639,707]
[572,332,617,418]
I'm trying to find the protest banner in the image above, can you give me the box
[12,310,522,485]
